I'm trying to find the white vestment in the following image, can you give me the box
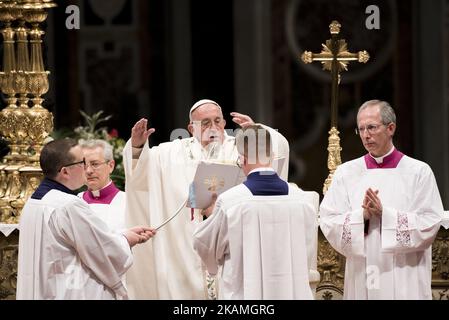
[123,126,289,299]
[193,184,317,300]
[17,190,133,300]
[78,190,126,232]
[320,155,443,299]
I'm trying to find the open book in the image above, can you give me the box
[187,158,285,209]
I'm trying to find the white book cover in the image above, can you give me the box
[187,161,244,209]
[187,158,285,209]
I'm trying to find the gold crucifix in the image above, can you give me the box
[301,21,370,194]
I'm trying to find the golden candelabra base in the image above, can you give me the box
[323,127,342,195]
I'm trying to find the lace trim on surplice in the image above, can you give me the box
[342,214,352,247]
[396,212,411,247]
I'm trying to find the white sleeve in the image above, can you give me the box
[319,168,365,258]
[123,139,157,192]
[50,199,133,298]
[302,193,320,285]
[193,198,229,275]
[381,165,443,252]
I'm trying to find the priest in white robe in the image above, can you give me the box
[320,100,443,300]
[17,139,155,300]
[79,139,126,231]
[123,99,290,299]
[193,125,317,299]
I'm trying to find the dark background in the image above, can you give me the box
[13,0,448,205]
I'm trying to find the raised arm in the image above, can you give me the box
[123,118,156,190]
[132,119,156,149]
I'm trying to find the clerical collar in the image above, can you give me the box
[248,167,276,175]
[32,178,76,200]
[83,181,120,205]
[370,147,394,164]
[364,147,404,169]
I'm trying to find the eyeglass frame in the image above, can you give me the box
[85,160,110,170]
[58,158,86,172]
[236,157,242,168]
[355,123,389,135]
[236,154,247,168]
[191,117,225,130]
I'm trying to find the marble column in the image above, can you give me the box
[233,0,273,125]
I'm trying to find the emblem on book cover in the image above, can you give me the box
[203,176,225,192]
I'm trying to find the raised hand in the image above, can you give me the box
[131,119,156,148]
[230,112,254,128]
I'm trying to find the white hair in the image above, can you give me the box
[79,139,114,161]
[358,100,397,125]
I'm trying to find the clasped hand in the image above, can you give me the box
[362,188,383,220]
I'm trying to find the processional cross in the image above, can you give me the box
[301,21,370,194]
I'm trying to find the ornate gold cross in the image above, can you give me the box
[301,21,369,194]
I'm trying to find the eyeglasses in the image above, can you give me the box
[355,123,386,135]
[192,118,224,130]
[58,158,86,172]
[85,161,109,170]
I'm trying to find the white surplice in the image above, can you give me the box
[193,184,318,300]
[78,191,126,232]
[123,126,289,299]
[17,190,133,300]
[320,155,443,300]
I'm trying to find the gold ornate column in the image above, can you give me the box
[0,0,56,300]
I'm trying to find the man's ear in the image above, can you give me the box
[57,168,69,180]
[108,159,115,172]
[388,122,396,137]
[187,123,194,136]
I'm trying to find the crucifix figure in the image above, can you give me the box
[301,20,370,194]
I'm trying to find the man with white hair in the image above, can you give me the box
[320,100,443,299]
[123,99,290,299]
[79,139,125,231]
